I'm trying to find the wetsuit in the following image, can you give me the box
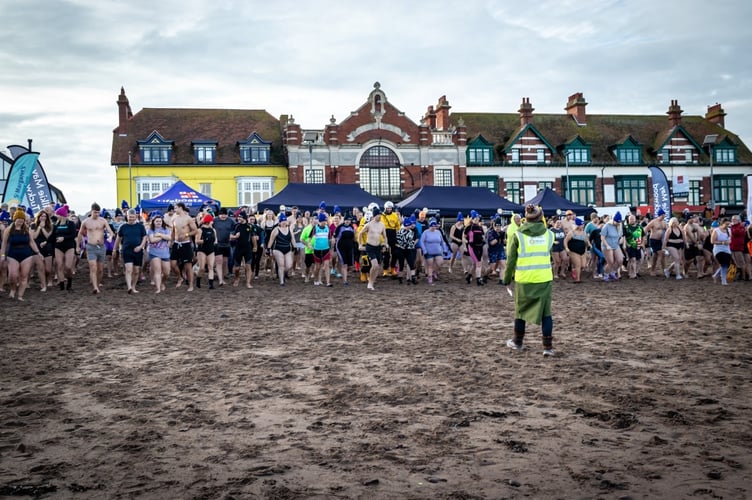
[55,220,78,252]
[334,223,356,266]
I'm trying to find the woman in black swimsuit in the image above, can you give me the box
[53,205,77,290]
[195,214,217,289]
[662,217,686,280]
[266,213,296,286]
[31,210,55,291]
[1,208,40,300]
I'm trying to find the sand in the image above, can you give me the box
[1,266,750,499]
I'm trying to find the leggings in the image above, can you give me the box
[251,247,263,276]
[395,247,417,272]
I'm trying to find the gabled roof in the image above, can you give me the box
[654,125,704,152]
[112,108,284,165]
[452,111,752,163]
[467,134,494,147]
[503,123,557,153]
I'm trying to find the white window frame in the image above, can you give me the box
[433,168,453,187]
[237,176,274,208]
[304,167,326,184]
[194,145,216,164]
[199,183,212,198]
[136,176,175,203]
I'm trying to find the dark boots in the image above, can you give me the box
[209,279,215,290]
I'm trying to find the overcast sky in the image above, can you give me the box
[2,0,750,212]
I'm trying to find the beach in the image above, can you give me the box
[1,270,750,498]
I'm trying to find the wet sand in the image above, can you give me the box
[1,268,750,498]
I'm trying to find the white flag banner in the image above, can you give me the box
[673,174,689,198]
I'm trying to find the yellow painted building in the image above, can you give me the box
[111,88,288,210]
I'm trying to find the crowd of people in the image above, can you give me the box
[1,198,750,301]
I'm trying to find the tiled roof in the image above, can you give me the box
[452,112,752,164]
[111,108,284,165]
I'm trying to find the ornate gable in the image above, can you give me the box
[336,82,420,145]
[656,125,703,164]
[503,124,556,164]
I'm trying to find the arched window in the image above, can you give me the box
[359,146,401,199]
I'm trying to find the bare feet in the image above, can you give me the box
[186,286,193,292]
[246,283,253,289]
[176,278,184,288]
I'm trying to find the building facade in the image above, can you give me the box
[112,85,750,214]
[456,94,750,215]
[282,82,467,202]
[111,88,288,210]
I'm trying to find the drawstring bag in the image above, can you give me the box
[727,263,737,282]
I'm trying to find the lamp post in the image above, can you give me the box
[565,150,571,200]
[703,134,718,212]
[308,142,313,182]
[302,131,317,183]
[128,151,133,208]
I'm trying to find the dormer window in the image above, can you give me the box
[564,148,590,164]
[714,147,736,164]
[466,135,493,165]
[238,132,271,165]
[468,147,491,164]
[617,148,641,164]
[192,141,217,164]
[562,137,591,164]
[613,138,642,165]
[138,131,173,164]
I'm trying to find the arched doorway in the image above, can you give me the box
[359,145,401,200]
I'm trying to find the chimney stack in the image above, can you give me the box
[667,99,683,128]
[424,105,437,130]
[705,103,726,128]
[519,97,534,126]
[117,87,133,135]
[435,95,451,130]
[565,92,588,125]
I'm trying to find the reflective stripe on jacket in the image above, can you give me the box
[514,229,554,283]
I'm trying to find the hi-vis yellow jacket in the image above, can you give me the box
[381,210,401,231]
[511,225,554,283]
